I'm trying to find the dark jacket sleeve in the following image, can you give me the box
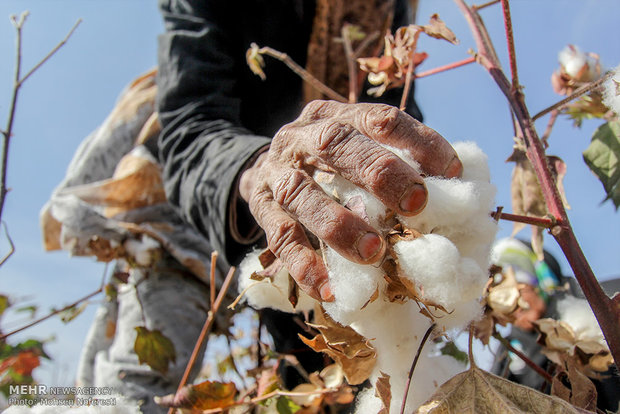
[157,0,271,266]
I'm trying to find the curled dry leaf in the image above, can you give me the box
[415,365,584,414]
[551,358,598,412]
[508,149,568,260]
[357,15,457,97]
[534,318,613,374]
[246,42,266,81]
[299,307,376,385]
[487,266,520,315]
[375,371,392,414]
[154,380,236,411]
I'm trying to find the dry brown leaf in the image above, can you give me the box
[154,380,236,411]
[551,358,598,412]
[415,365,585,413]
[487,267,520,315]
[40,204,62,251]
[299,307,376,385]
[375,371,392,414]
[345,195,370,224]
[288,274,300,308]
[422,14,458,45]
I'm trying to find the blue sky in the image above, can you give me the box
[0,0,618,387]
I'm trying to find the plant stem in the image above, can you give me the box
[168,265,236,414]
[0,221,15,266]
[0,287,102,341]
[493,333,552,384]
[1,16,81,224]
[472,0,500,11]
[210,251,217,308]
[415,56,476,79]
[400,323,435,414]
[532,71,613,121]
[540,109,559,148]
[455,0,620,367]
[492,210,555,229]
[500,0,519,91]
[257,47,347,103]
[341,25,358,103]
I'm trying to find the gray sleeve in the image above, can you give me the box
[157,0,270,265]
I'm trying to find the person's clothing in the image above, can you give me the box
[78,257,210,414]
[156,0,422,270]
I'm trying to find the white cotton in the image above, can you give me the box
[452,141,491,183]
[557,296,605,342]
[322,247,384,325]
[354,388,383,414]
[123,235,160,266]
[603,64,620,116]
[237,249,316,313]
[558,45,600,81]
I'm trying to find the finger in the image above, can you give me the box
[300,100,463,178]
[249,186,332,301]
[282,120,428,216]
[267,166,385,264]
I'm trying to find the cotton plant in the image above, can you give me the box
[237,141,498,412]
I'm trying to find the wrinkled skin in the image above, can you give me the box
[239,100,462,301]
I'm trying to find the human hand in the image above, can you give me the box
[239,100,462,302]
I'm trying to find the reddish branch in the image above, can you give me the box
[168,262,236,414]
[454,0,620,366]
[415,56,476,79]
[493,333,553,384]
[400,323,436,414]
[492,210,555,229]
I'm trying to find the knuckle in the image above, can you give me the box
[267,220,304,258]
[361,151,397,191]
[301,100,332,121]
[315,122,356,156]
[271,169,309,209]
[365,104,402,140]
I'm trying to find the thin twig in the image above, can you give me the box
[492,210,555,229]
[500,0,519,91]
[210,251,218,309]
[1,15,81,224]
[400,323,435,414]
[0,222,15,266]
[225,335,249,390]
[0,287,103,341]
[472,0,500,11]
[257,47,347,103]
[532,71,613,121]
[353,31,380,58]
[493,333,552,384]
[19,19,82,86]
[540,109,559,148]
[400,52,417,111]
[415,56,476,79]
[341,25,358,103]
[168,265,236,414]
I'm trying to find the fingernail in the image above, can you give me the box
[356,232,383,260]
[319,282,334,302]
[399,183,427,214]
[444,156,463,178]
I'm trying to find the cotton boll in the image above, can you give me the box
[237,250,316,313]
[603,64,620,116]
[354,388,383,414]
[393,235,461,307]
[557,296,605,341]
[452,141,491,183]
[322,247,384,325]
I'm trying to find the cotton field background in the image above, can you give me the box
[0,0,619,410]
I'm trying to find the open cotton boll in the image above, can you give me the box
[237,249,316,313]
[557,296,605,341]
[603,64,620,116]
[452,141,491,183]
[322,246,384,325]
